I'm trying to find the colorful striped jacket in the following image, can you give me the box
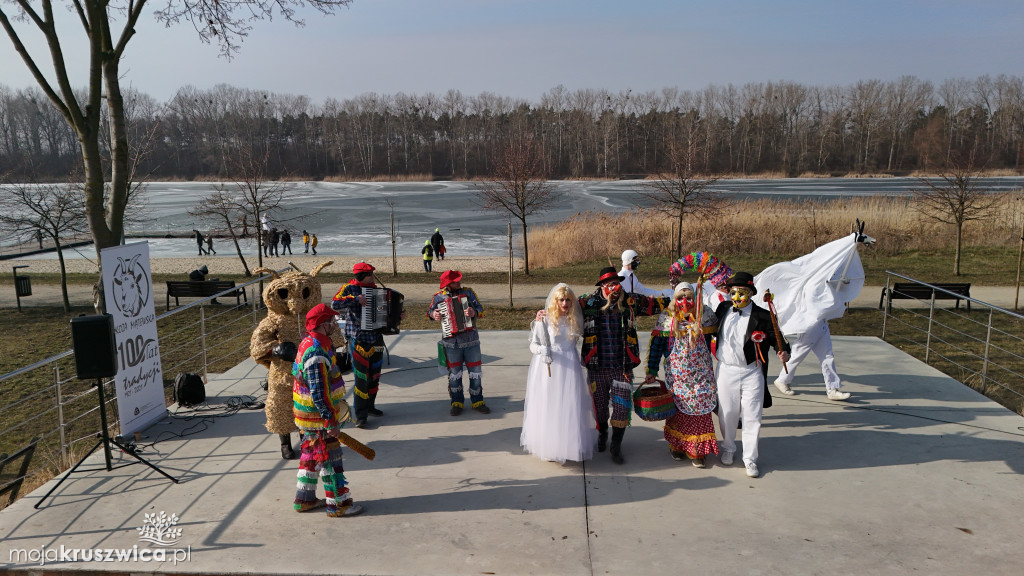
[292,332,347,431]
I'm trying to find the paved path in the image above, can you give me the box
[1,331,1023,575]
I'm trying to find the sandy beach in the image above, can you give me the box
[3,254,522,276]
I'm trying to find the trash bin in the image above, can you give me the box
[15,276,31,297]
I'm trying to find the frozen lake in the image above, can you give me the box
[13,177,1024,259]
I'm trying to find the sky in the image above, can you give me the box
[3,0,1024,105]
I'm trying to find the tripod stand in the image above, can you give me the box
[34,378,178,509]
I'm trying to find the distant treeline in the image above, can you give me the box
[3,75,1023,180]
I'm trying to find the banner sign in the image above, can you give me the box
[101,242,166,434]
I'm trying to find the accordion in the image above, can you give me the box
[439,295,474,338]
[360,288,404,335]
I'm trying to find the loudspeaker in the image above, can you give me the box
[71,314,118,380]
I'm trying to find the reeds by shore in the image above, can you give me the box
[528,193,1024,268]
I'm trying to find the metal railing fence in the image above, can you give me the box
[0,275,270,507]
[880,271,1024,413]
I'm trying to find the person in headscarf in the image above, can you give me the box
[645,282,719,467]
[521,283,597,463]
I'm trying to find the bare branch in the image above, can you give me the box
[475,136,561,274]
[911,155,999,274]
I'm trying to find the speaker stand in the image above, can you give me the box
[34,378,178,509]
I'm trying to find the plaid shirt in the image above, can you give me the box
[579,291,669,371]
[331,281,379,345]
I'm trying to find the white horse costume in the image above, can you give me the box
[753,231,870,399]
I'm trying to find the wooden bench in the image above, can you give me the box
[166,280,248,310]
[880,282,971,313]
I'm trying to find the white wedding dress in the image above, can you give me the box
[521,318,597,463]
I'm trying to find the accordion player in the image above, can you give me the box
[438,295,475,338]
[359,287,405,335]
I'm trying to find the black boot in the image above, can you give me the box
[610,427,625,465]
[280,433,296,460]
[597,423,608,452]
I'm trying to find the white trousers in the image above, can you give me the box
[716,362,764,466]
[775,321,842,391]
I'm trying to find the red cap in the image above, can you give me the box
[305,303,339,331]
[353,262,375,274]
[439,270,463,289]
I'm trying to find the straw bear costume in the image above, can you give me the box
[250,261,334,457]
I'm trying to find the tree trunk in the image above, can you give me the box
[102,60,130,249]
[56,240,70,313]
[520,219,530,275]
[953,223,963,276]
[676,206,685,259]
[256,227,265,269]
[226,221,251,276]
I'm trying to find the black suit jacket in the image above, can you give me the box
[714,301,793,408]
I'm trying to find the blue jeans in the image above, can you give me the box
[445,343,484,407]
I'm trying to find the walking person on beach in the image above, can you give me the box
[311,234,318,255]
[521,283,596,463]
[281,230,293,255]
[421,240,434,272]
[303,230,310,253]
[430,228,445,261]
[194,229,208,256]
[205,234,216,255]
[270,228,280,257]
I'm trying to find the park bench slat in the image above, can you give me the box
[166,280,248,310]
[879,282,971,313]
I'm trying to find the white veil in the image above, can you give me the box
[546,282,584,338]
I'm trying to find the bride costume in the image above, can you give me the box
[521,283,598,463]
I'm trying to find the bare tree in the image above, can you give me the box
[640,138,728,258]
[189,186,253,276]
[476,137,561,275]
[0,0,353,267]
[0,178,87,311]
[912,155,1000,275]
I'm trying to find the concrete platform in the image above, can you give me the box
[1,331,1023,576]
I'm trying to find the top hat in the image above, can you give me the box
[724,272,757,295]
[595,266,625,286]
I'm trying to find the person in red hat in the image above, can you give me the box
[429,270,489,416]
[713,272,791,479]
[572,266,670,464]
[332,262,394,428]
[291,303,364,517]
